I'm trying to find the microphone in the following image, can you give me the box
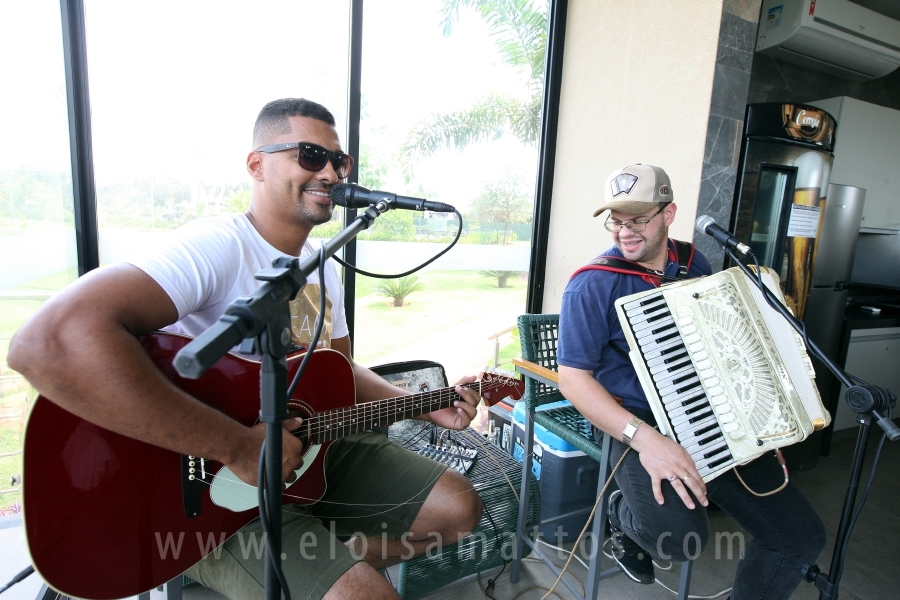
[695,215,751,255]
[330,183,456,213]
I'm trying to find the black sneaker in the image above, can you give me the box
[608,490,655,584]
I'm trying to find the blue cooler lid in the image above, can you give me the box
[512,400,581,452]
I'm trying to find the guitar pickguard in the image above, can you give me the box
[209,444,322,512]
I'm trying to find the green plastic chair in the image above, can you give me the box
[510,313,694,600]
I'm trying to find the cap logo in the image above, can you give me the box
[659,185,669,197]
[610,173,639,197]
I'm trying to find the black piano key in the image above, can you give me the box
[646,312,670,323]
[693,423,717,436]
[660,344,686,356]
[680,393,706,407]
[651,322,676,335]
[688,410,714,424]
[685,403,706,416]
[672,373,695,384]
[664,351,689,364]
[697,434,719,446]
[675,380,702,394]
[666,359,693,373]
[656,332,680,344]
[707,456,732,469]
[702,444,728,459]
[639,295,666,307]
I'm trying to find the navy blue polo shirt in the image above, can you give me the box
[558,239,712,413]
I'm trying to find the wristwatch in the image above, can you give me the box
[621,418,644,446]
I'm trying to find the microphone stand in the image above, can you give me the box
[171,203,386,600]
[722,246,898,600]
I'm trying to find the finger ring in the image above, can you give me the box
[682,474,692,481]
[668,474,677,482]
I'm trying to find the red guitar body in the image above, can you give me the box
[23,332,355,600]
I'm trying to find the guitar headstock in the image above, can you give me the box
[477,371,525,407]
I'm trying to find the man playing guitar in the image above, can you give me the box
[10,98,484,600]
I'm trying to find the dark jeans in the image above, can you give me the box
[608,437,827,600]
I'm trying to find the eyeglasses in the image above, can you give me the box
[255,142,354,179]
[604,206,666,233]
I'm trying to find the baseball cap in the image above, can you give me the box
[593,164,673,217]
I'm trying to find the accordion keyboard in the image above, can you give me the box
[622,292,736,478]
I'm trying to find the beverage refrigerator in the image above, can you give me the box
[729,103,866,468]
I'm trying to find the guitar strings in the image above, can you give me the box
[298,378,516,441]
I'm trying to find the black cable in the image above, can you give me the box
[331,209,464,279]
[399,422,436,450]
[287,245,328,400]
[480,503,508,599]
[258,440,291,600]
[0,565,34,595]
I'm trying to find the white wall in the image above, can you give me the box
[542,0,724,311]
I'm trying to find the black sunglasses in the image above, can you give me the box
[255,142,354,179]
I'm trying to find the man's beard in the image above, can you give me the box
[295,184,334,225]
[617,227,667,264]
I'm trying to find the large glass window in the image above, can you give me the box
[82,0,352,263]
[0,0,78,513]
[349,0,548,394]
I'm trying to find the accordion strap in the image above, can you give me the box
[571,239,695,287]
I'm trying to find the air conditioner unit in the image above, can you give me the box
[756,0,900,82]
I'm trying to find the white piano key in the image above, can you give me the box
[639,336,684,354]
[641,339,684,359]
[633,316,675,334]
[667,399,712,422]
[699,459,735,479]
[657,374,700,397]
[623,295,665,312]
[626,305,670,324]
[671,407,715,430]
[650,357,693,376]
[684,432,724,455]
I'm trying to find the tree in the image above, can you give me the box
[469,173,532,244]
[375,275,426,307]
[479,270,523,288]
[400,0,547,172]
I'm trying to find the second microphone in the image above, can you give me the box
[330,183,456,213]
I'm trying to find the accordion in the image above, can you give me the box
[615,267,831,482]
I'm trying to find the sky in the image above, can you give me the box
[1,0,542,214]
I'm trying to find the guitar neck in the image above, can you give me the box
[308,382,478,444]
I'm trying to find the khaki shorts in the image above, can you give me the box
[186,432,446,600]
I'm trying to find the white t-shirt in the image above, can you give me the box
[125,213,348,348]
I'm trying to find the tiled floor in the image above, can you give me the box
[2,427,898,599]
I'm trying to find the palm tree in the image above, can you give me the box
[400,0,547,172]
[375,275,426,307]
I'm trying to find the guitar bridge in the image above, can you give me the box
[181,454,211,518]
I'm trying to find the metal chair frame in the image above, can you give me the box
[510,313,693,600]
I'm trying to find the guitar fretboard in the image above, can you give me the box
[306,382,480,444]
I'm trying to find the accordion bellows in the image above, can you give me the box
[615,267,831,482]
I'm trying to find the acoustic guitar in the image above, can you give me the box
[22,331,523,599]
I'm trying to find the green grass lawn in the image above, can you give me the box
[353,270,526,366]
